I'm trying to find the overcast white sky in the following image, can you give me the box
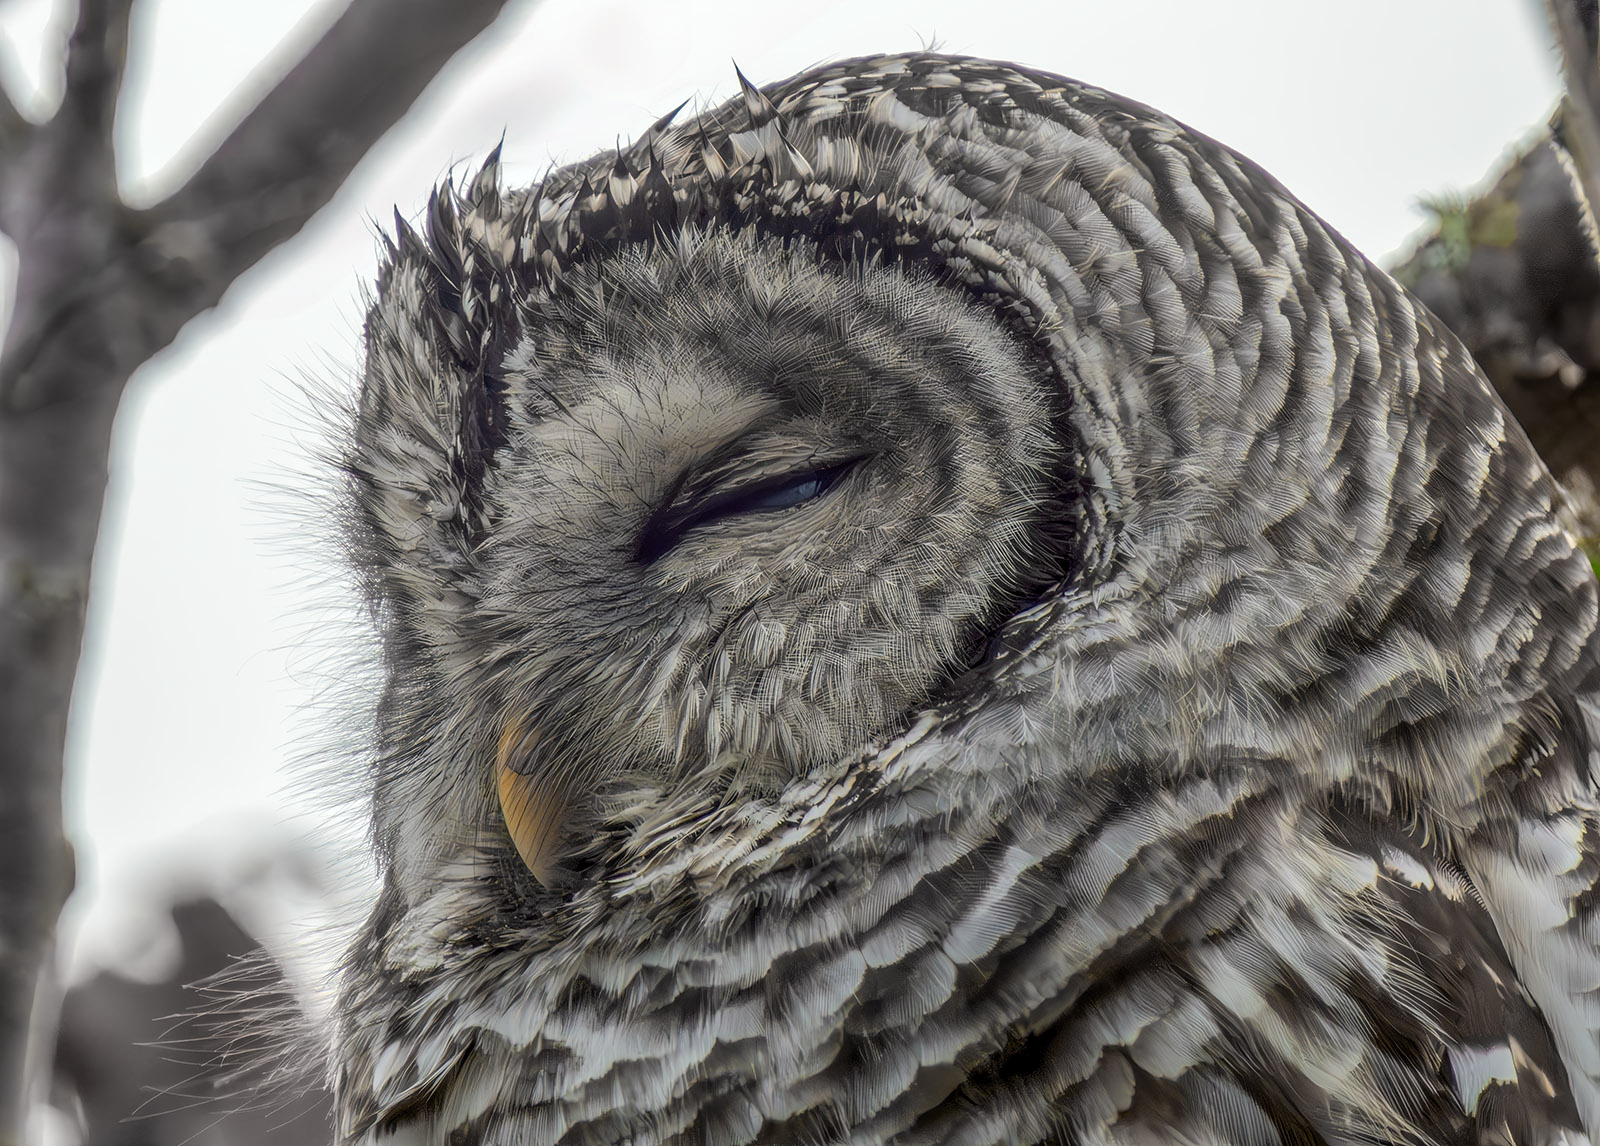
[0,0,1565,974]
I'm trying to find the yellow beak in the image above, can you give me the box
[495,717,566,887]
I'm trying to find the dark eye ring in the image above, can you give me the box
[635,458,863,565]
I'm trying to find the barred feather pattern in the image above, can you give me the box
[330,54,1600,1145]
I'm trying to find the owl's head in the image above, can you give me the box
[350,205,1067,889]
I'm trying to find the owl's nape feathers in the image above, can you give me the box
[329,53,1600,1146]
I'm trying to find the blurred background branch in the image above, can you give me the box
[1394,0,1600,562]
[1547,0,1600,208]
[0,2,522,1141]
[50,844,338,1146]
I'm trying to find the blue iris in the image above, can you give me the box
[635,459,861,565]
[722,473,827,514]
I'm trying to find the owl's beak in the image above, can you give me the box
[495,717,565,887]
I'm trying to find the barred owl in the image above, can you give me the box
[330,54,1600,1145]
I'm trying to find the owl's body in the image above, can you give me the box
[332,55,1600,1145]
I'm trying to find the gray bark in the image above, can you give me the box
[0,1,523,1139]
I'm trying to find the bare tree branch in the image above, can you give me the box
[1548,0,1600,213]
[0,1,526,1138]
[0,0,128,406]
[58,0,133,144]
[139,0,516,338]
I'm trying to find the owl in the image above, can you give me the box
[328,54,1600,1145]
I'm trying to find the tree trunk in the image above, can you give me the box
[0,2,527,1138]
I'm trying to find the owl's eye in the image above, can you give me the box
[635,458,862,565]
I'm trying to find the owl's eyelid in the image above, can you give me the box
[686,455,863,520]
[682,447,859,502]
[634,454,866,565]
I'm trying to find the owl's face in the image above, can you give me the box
[373,229,1058,885]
